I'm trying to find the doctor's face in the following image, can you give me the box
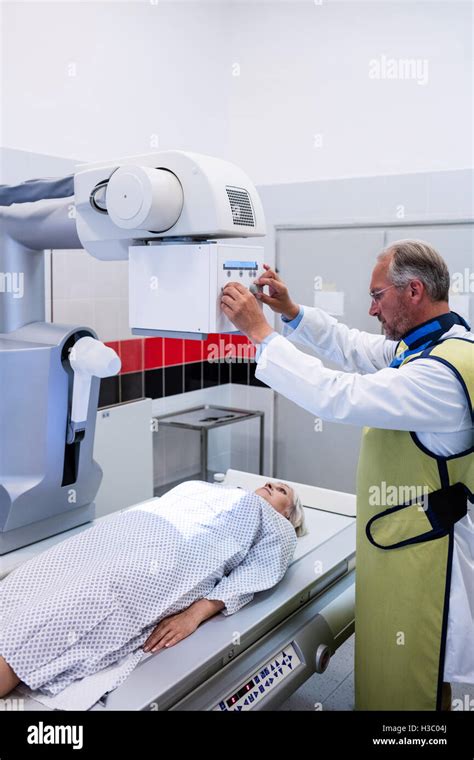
[369,256,412,340]
[255,481,293,518]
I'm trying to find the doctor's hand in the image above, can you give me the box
[221,282,273,344]
[254,264,299,320]
[142,608,200,653]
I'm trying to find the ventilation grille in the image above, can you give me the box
[226,186,255,227]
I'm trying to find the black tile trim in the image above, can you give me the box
[184,361,203,392]
[164,364,184,397]
[100,359,267,410]
[98,375,120,408]
[249,361,268,387]
[203,359,219,388]
[144,367,164,400]
[120,371,144,403]
[230,360,249,385]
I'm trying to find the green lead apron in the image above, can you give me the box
[355,337,474,711]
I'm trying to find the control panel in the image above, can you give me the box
[213,643,302,711]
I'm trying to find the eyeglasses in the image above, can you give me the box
[369,284,395,303]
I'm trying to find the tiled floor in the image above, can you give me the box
[278,635,474,711]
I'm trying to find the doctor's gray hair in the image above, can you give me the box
[378,239,450,302]
[289,489,308,538]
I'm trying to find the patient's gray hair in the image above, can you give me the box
[378,239,450,302]
[289,489,308,538]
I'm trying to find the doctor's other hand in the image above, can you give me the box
[254,264,299,320]
[221,282,273,343]
[142,608,200,653]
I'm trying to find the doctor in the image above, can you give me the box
[221,239,474,711]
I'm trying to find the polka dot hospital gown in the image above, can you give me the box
[0,482,296,698]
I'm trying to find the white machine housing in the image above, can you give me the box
[74,151,266,260]
[0,151,265,553]
[74,151,266,338]
[130,242,264,337]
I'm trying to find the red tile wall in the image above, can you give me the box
[106,335,254,375]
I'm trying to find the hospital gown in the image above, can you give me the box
[0,481,296,698]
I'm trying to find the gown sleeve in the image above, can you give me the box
[205,521,297,615]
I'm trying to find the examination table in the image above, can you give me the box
[1,469,356,711]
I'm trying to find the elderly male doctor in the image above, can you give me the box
[221,239,473,711]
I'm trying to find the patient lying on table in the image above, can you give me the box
[0,479,306,701]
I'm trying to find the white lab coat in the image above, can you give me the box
[256,306,474,683]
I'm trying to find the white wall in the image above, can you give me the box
[1,0,230,165]
[51,249,132,342]
[2,0,471,184]
[228,0,473,183]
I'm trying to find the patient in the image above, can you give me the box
[0,479,306,700]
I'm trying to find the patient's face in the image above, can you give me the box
[255,481,293,519]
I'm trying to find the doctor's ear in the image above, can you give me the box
[408,279,424,299]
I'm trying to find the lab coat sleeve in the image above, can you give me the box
[256,334,469,432]
[281,306,397,373]
[205,526,296,616]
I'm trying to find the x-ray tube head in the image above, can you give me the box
[74,150,266,261]
[74,150,266,338]
[106,166,184,231]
